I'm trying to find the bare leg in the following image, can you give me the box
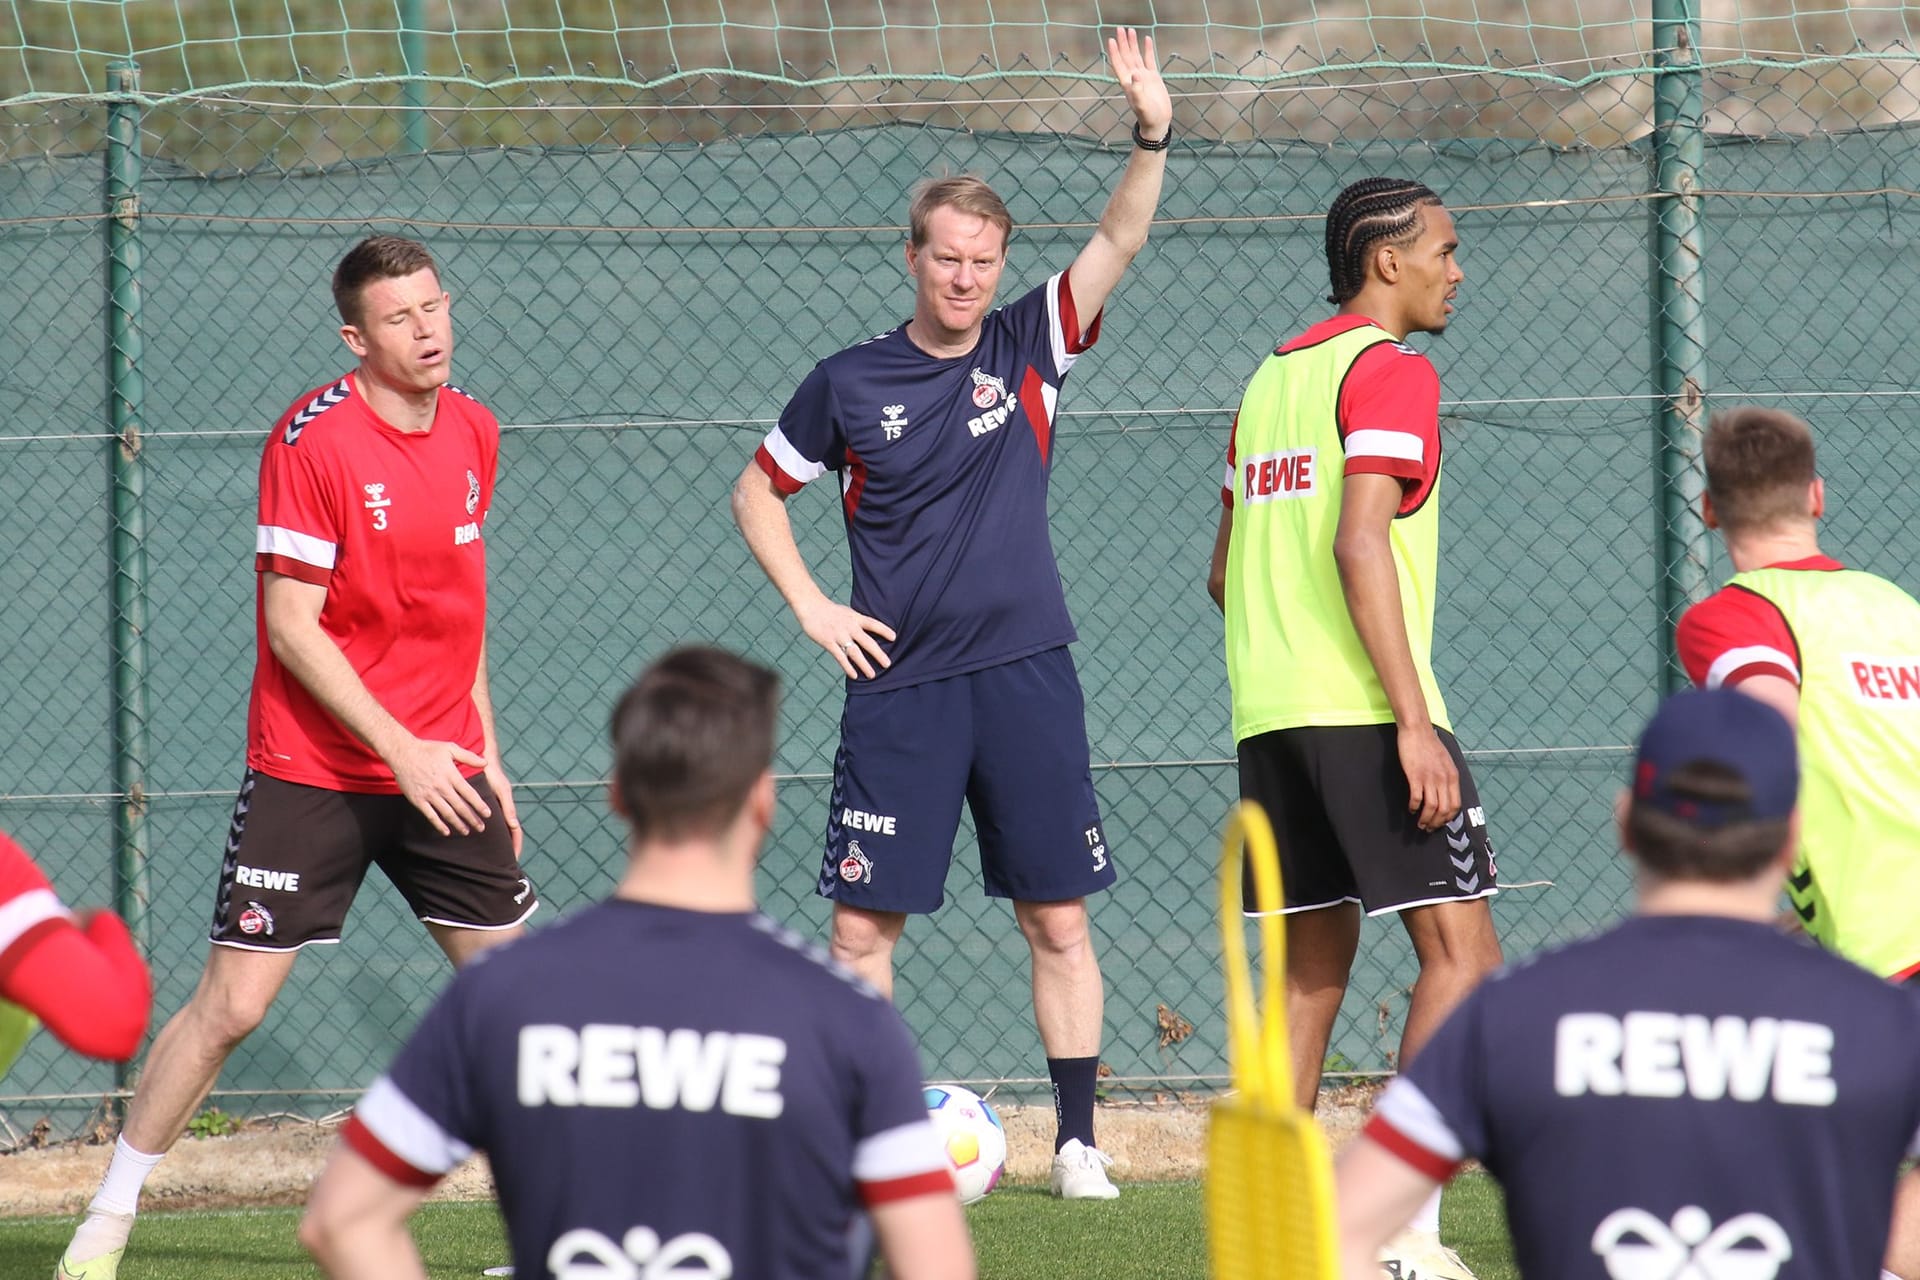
[830,903,908,1000]
[1285,903,1362,1113]
[1397,898,1503,1067]
[1013,898,1102,1057]
[426,920,524,969]
[120,945,298,1154]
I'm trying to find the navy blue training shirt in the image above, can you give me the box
[754,271,1102,692]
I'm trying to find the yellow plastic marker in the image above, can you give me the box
[1206,800,1339,1280]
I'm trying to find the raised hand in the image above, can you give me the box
[1106,27,1171,140]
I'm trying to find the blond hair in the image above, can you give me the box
[907,175,1013,250]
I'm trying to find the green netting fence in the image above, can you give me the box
[3,1,1918,1141]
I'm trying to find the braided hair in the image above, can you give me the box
[1324,178,1441,305]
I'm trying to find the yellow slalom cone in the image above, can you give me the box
[1206,800,1339,1280]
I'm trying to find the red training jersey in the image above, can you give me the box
[0,830,151,1061]
[250,375,498,793]
[1675,555,1842,690]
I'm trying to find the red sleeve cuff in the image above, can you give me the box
[857,1167,956,1207]
[1363,1113,1463,1182]
[753,445,806,496]
[1057,269,1102,355]
[0,917,69,988]
[342,1114,444,1189]
[1221,486,1234,510]
[1343,456,1425,482]
[256,554,332,586]
[1720,662,1798,688]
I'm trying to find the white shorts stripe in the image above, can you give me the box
[256,525,338,570]
[1344,428,1425,464]
[354,1075,472,1176]
[1705,645,1799,689]
[0,888,69,962]
[852,1118,950,1182]
[760,427,827,488]
[1372,1077,1466,1163]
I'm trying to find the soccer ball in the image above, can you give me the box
[924,1084,1007,1205]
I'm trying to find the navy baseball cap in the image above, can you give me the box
[1631,688,1798,826]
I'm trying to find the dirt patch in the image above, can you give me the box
[0,1083,1385,1219]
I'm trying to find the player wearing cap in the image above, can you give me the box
[1206,176,1500,1278]
[1335,687,1920,1280]
[1676,405,1920,1280]
[0,828,150,1075]
[301,647,972,1280]
[60,235,532,1280]
[729,29,1171,1197]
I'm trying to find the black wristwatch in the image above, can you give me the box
[1131,122,1172,151]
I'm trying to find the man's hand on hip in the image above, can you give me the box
[388,737,493,837]
[484,756,523,858]
[797,597,897,681]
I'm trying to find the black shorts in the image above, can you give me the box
[208,770,538,952]
[1237,724,1498,916]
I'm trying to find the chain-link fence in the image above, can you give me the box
[3,3,1918,1140]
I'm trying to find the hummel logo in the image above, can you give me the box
[881,404,907,442]
[1592,1205,1792,1279]
[285,378,350,445]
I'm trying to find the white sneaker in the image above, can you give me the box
[1049,1138,1120,1200]
[1379,1228,1477,1279]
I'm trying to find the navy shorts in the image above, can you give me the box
[1237,724,1498,916]
[816,647,1116,914]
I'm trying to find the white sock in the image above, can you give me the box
[88,1135,164,1217]
[1411,1185,1444,1236]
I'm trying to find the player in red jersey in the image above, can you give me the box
[0,829,150,1072]
[59,236,533,1280]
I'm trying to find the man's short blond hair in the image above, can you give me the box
[1703,407,1819,533]
[907,175,1014,251]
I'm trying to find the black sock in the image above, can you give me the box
[1048,1055,1099,1152]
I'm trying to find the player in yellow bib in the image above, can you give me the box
[1676,405,1920,1280]
[1207,177,1503,1280]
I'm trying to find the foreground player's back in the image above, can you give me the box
[1414,915,1920,1278]
[357,899,946,1280]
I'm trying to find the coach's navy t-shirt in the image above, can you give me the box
[1368,914,1920,1279]
[345,900,951,1280]
[753,271,1102,693]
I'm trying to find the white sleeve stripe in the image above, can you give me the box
[853,1118,950,1182]
[353,1075,472,1175]
[0,889,69,959]
[761,427,827,486]
[1224,464,1236,494]
[1705,645,1798,689]
[1371,1078,1466,1163]
[1344,429,1425,463]
[256,525,338,570]
[1045,271,1079,378]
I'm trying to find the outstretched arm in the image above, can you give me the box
[1065,28,1173,323]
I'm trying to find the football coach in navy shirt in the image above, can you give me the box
[1335,687,1920,1280]
[729,27,1172,1199]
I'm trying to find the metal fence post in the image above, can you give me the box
[105,60,151,1072]
[401,0,427,153]
[1651,0,1711,690]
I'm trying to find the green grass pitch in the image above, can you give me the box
[0,1175,1516,1278]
